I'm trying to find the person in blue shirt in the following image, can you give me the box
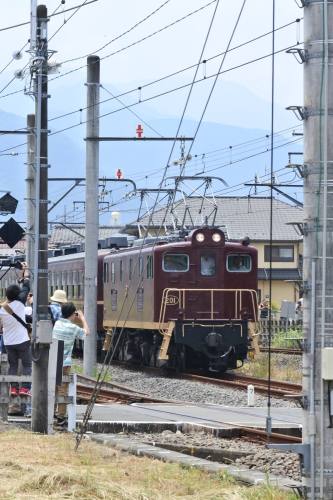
[53,302,89,426]
[49,289,67,325]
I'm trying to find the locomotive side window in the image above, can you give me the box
[147,255,153,279]
[200,254,216,276]
[163,254,189,272]
[227,254,252,272]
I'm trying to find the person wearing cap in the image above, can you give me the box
[49,289,67,325]
[53,302,89,427]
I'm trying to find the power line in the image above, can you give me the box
[100,85,164,137]
[53,0,218,81]
[0,0,98,33]
[0,17,301,106]
[61,0,172,64]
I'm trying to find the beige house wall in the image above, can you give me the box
[258,279,298,306]
[254,240,302,307]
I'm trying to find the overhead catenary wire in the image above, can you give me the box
[0,13,301,102]
[61,0,172,64]
[0,39,303,156]
[158,0,248,231]
[75,0,223,450]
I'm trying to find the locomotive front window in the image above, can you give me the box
[200,254,216,276]
[227,254,252,272]
[163,253,189,272]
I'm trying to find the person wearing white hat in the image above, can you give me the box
[49,289,67,325]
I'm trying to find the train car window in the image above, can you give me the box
[77,285,81,299]
[137,287,144,311]
[147,255,153,279]
[103,262,107,283]
[129,258,133,280]
[227,254,252,272]
[200,254,216,276]
[163,253,189,272]
[111,289,117,311]
[119,260,123,282]
[111,262,115,284]
[139,256,143,275]
[73,270,78,285]
[62,271,67,286]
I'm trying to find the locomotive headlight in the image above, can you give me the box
[212,232,222,243]
[195,232,205,242]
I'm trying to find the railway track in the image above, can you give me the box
[76,375,176,405]
[182,372,302,398]
[76,373,301,445]
[103,361,302,398]
[260,347,302,355]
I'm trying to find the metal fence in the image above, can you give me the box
[259,319,303,347]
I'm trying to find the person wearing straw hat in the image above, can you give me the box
[49,289,67,326]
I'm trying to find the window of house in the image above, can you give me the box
[264,245,294,262]
[200,254,216,276]
[227,254,252,272]
[163,253,189,272]
[147,255,153,279]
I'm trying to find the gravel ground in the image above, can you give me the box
[105,364,299,408]
[75,360,301,481]
[120,430,301,482]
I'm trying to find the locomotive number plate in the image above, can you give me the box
[166,295,179,305]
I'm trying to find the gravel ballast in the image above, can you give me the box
[121,430,301,482]
[106,364,299,408]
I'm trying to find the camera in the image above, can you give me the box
[0,258,23,269]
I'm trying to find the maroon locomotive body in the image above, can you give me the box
[103,227,258,372]
[0,227,258,372]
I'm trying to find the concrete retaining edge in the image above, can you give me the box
[89,433,302,492]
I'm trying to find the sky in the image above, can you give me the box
[0,0,304,226]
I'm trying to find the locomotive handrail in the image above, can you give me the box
[158,288,259,333]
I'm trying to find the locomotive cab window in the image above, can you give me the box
[227,254,251,272]
[163,253,189,272]
[200,254,216,276]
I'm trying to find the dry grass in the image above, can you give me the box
[0,428,299,499]
[239,353,302,384]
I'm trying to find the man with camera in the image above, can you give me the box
[52,302,89,427]
[0,262,31,398]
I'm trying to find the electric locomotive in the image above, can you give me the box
[103,227,258,372]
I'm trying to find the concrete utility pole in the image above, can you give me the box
[303,0,333,497]
[84,55,100,376]
[26,114,35,272]
[31,4,52,433]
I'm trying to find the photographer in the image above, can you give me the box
[52,302,89,427]
[0,262,31,399]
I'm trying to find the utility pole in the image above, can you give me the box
[303,0,333,497]
[26,114,35,272]
[30,4,52,433]
[84,55,100,376]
